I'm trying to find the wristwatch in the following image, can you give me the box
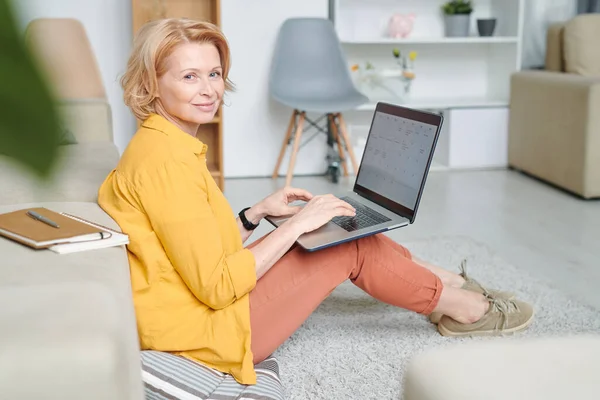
[239,207,260,230]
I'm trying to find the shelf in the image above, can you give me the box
[355,97,509,111]
[341,36,519,45]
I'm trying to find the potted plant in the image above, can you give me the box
[441,0,473,37]
[0,0,62,177]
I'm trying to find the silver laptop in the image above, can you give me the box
[266,102,444,252]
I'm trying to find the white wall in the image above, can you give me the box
[14,0,331,175]
[13,0,136,154]
[221,0,330,178]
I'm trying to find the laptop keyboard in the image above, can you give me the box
[331,196,391,232]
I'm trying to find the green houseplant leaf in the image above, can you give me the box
[442,0,473,15]
[0,0,61,178]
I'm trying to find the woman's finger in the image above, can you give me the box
[334,199,356,212]
[333,202,356,215]
[319,197,354,213]
[333,206,356,217]
[286,187,314,202]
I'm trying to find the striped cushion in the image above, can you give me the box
[141,351,284,400]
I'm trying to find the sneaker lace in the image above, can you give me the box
[459,259,472,282]
[459,259,489,294]
[460,258,520,331]
[488,296,520,331]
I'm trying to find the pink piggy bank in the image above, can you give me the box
[387,13,415,38]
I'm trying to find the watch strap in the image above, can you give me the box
[239,207,259,230]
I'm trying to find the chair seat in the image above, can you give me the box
[273,90,369,113]
[140,351,285,400]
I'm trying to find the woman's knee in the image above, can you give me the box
[360,233,412,259]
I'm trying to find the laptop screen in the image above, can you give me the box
[354,106,441,219]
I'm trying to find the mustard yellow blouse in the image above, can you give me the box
[97,114,258,384]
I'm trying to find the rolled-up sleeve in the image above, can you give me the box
[137,157,257,310]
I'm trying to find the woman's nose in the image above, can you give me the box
[199,77,215,96]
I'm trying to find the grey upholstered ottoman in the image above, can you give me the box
[141,351,285,400]
[403,335,600,400]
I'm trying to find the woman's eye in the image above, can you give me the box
[184,74,195,80]
[209,71,222,78]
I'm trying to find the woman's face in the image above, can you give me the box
[156,42,224,136]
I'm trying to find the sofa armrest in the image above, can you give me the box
[508,70,600,198]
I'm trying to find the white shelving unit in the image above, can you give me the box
[331,0,525,170]
[355,97,509,111]
[341,36,519,44]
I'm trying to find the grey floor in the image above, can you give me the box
[224,169,600,309]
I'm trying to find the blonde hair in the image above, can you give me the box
[121,18,234,121]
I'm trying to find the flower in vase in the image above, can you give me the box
[403,70,416,80]
[390,48,417,97]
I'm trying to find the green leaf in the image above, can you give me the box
[0,0,61,178]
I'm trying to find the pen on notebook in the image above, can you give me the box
[27,210,60,229]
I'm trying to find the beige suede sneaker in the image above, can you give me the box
[429,259,514,324]
[437,296,534,337]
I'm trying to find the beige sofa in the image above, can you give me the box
[0,18,144,399]
[403,335,600,400]
[508,14,600,199]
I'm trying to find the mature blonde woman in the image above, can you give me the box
[98,18,533,386]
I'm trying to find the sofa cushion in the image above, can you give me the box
[563,14,600,77]
[0,142,118,205]
[57,99,114,142]
[545,23,565,72]
[141,351,284,400]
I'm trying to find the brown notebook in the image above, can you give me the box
[0,207,111,249]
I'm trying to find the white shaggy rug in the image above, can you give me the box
[274,236,600,400]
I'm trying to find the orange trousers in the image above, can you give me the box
[248,233,443,364]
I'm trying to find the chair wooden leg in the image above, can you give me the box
[285,112,306,187]
[328,113,348,176]
[337,113,359,174]
[272,110,297,179]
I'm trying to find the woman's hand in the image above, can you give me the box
[288,194,356,234]
[258,186,314,217]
